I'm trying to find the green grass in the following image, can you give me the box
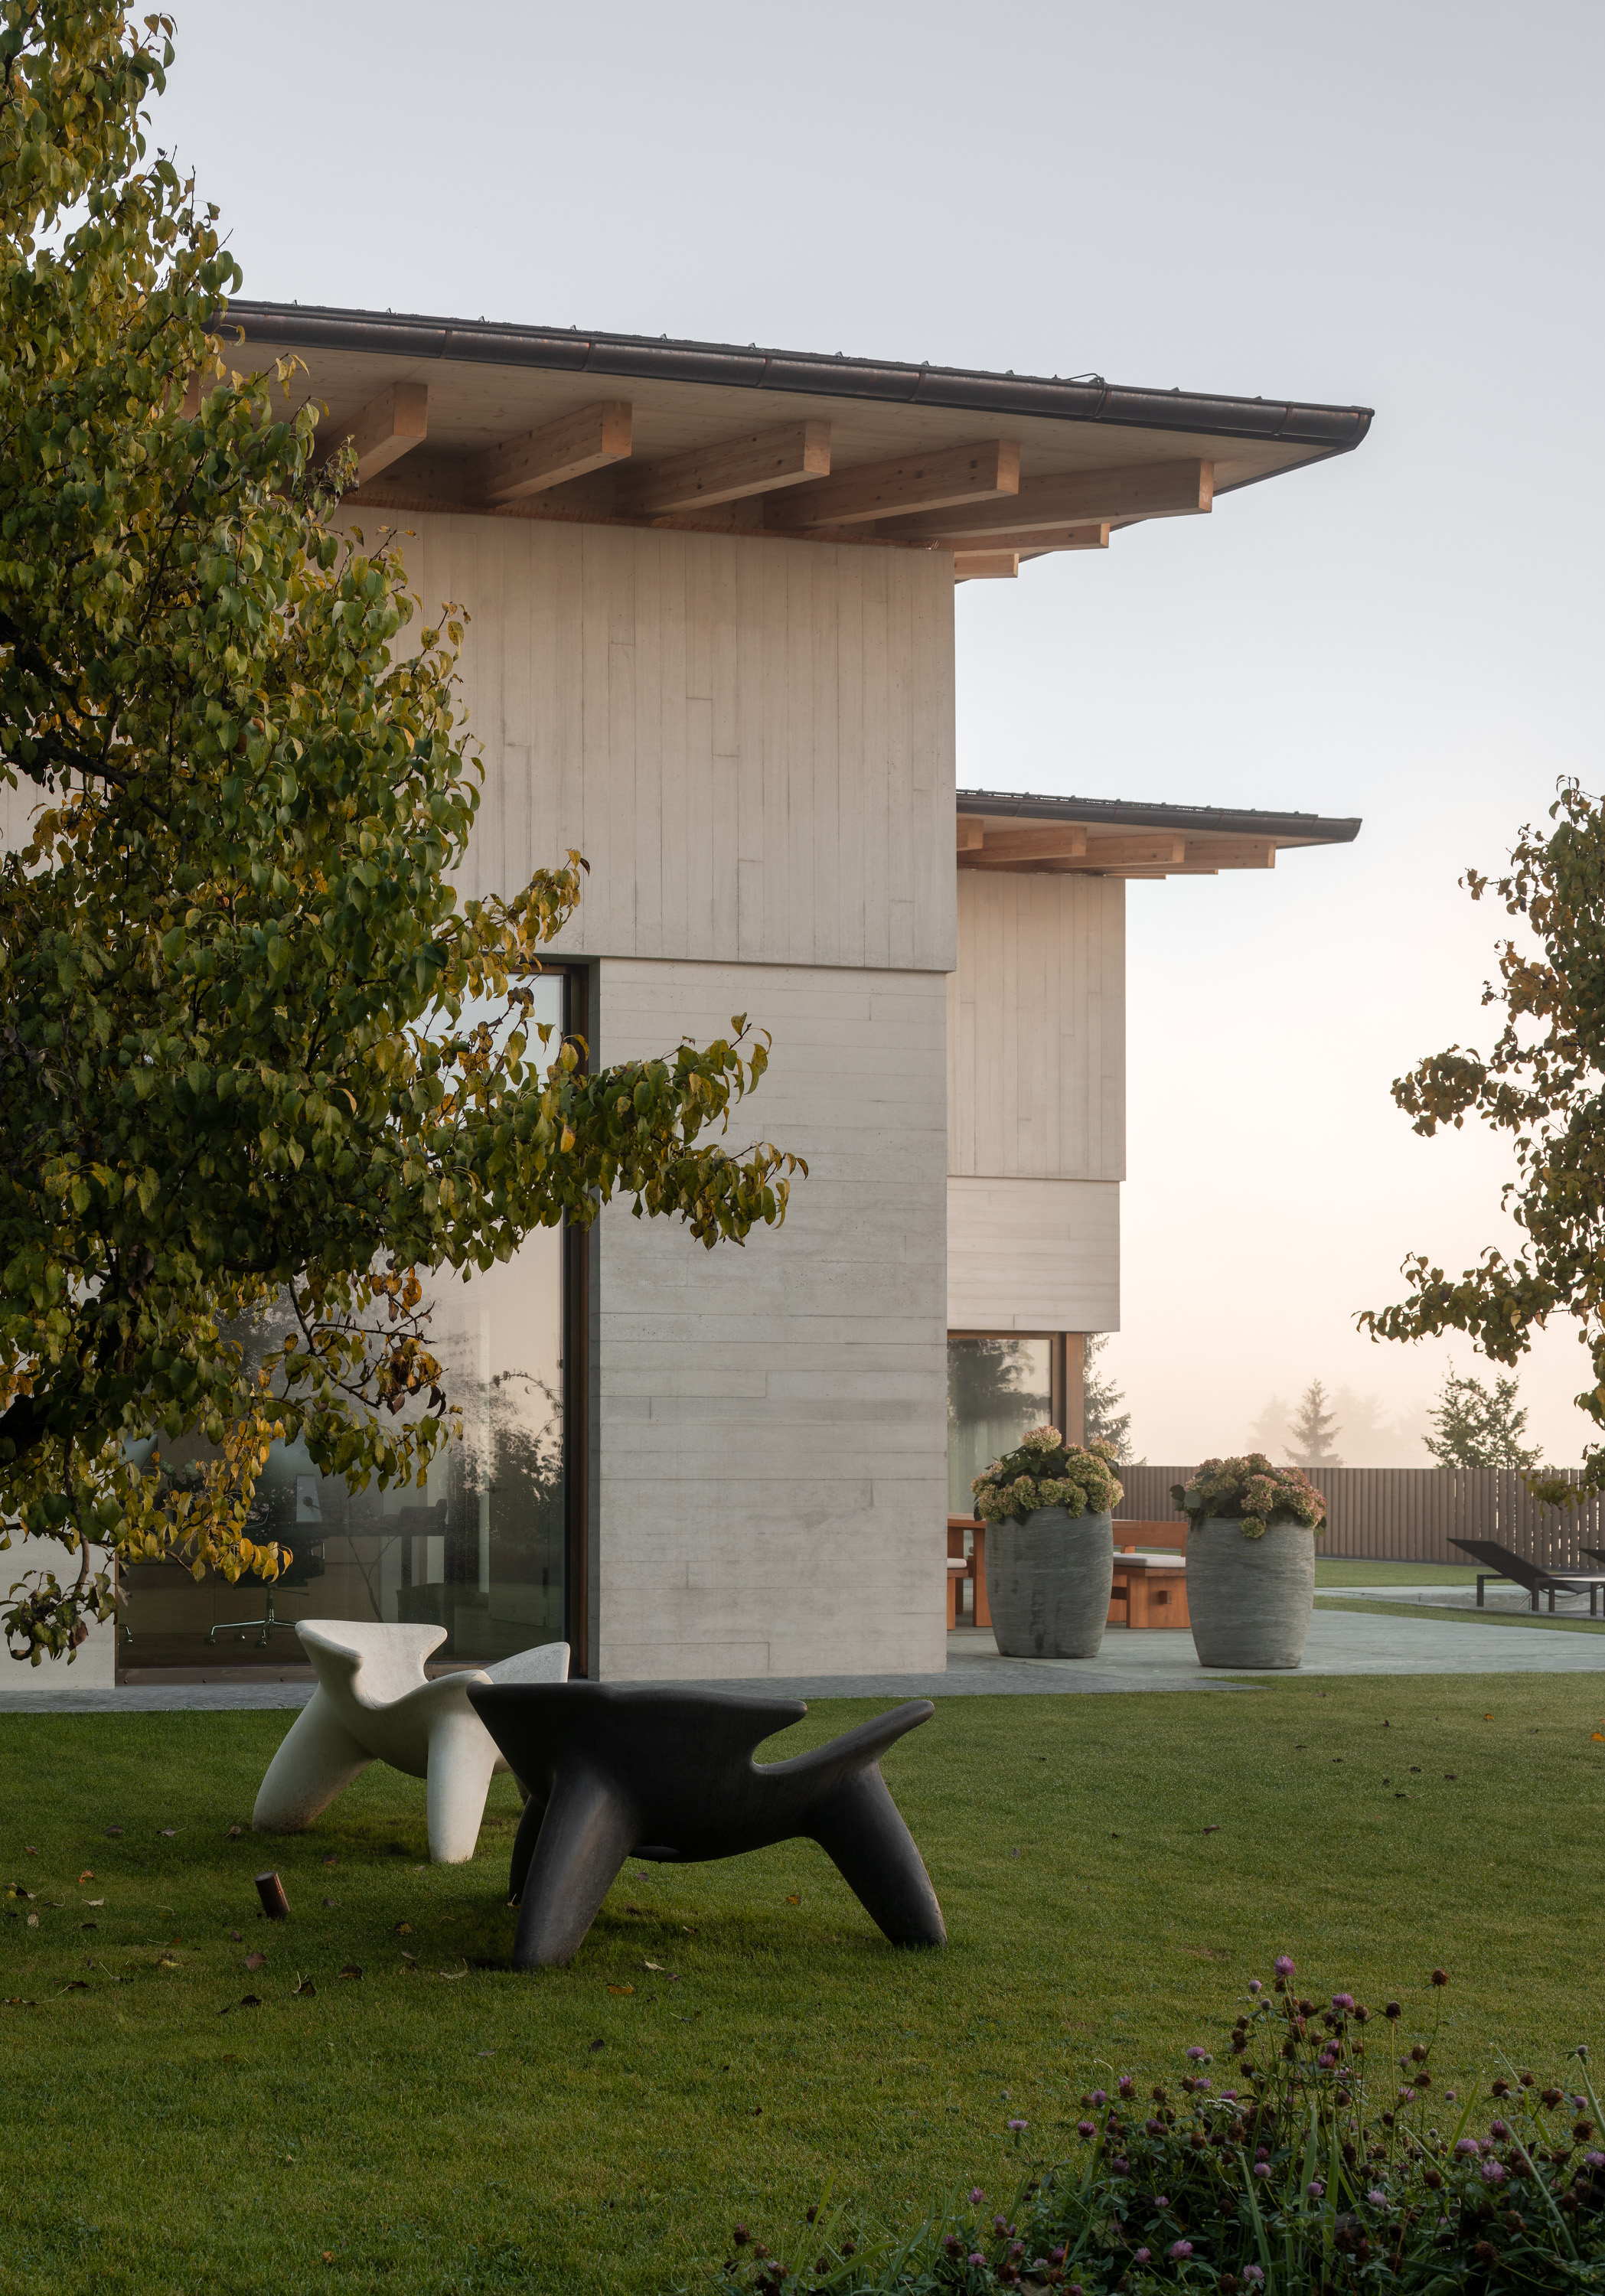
[1316,1593,1605,1633]
[1315,1560,1479,1587]
[6,1678,1605,2295]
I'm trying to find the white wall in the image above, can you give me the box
[590,957,948,1681]
[387,514,957,975]
[947,1177,1120,1334]
[2,1536,117,1691]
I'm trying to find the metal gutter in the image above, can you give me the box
[957,787,1362,845]
[225,301,1374,456]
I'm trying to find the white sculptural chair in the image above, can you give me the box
[252,1621,570,1864]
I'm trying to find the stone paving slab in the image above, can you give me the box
[8,1600,1605,1714]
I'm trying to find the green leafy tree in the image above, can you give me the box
[1424,1370,1539,1470]
[1361,778,1605,1501]
[1081,1333,1134,1463]
[1285,1377,1342,1468]
[0,5,802,1662]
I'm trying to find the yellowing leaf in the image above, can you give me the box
[608,1984,634,1996]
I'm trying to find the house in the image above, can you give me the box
[2,306,1368,1690]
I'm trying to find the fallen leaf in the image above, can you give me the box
[227,1825,243,1839]
[439,1965,468,1981]
[7,1887,34,1901]
[321,1854,338,1867]
[77,1871,93,1885]
[24,1846,36,1857]
[104,1826,123,1838]
[78,1922,97,1931]
[682,1924,696,1935]
[393,1921,412,1936]
[644,1959,664,1971]
[221,2053,240,2063]
[787,1892,802,1902]
[239,1994,262,2008]
[1593,1733,1604,1743]
[399,1951,419,1968]
[293,1977,316,1998]
[608,1983,634,1996]
[589,2037,605,2051]
[158,1828,176,1838]
[475,2049,495,2057]
[321,1898,334,1909]
[338,1965,363,1981]
[244,1952,266,1971]
[156,1954,179,1969]
[26,1913,38,1929]
[86,1899,103,1907]
[229,1929,243,1942]
[61,1980,88,1992]
[1202,1825,1221,1835]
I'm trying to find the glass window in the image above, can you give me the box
[947,1336,1053,1514]
[118,974,571,1674]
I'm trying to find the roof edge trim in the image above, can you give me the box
[957,787,1362,845]
[223,301,1374,455]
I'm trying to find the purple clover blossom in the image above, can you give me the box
[1248,1978,1262,1995]
[1243,2271,1265,2287]
[1368,2188,1389,2208]
[1091,2091,1108,2108]
[1587,2151,1605,2169]
[1274,1955,1296,1978]
[1077,2121,1096,2140]
[1332,1993,1355,2011]
[969,2189,984,2205]
[1481,2161,1508,2187]
[1111,2157,1130,2176]
[1490,2118,1509,2138]
[1169,2241,1195,2261]
[1398,2087,1415,2104]
[1154,2197,1170,2210]
[1118,2075,1135,2096]
[1253,2163,1271,2179]
[1186,2046,1208,2062]
[967,2254,986,2269]
[1455,2139,1480,2157]
[1134,2249,1152,2266]
[1307,2180,1325,2200]
[1007,2119,1027,2134]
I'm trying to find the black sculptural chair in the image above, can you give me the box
[466,1682,947,1968]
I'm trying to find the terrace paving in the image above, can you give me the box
[5,1598,1605,1711]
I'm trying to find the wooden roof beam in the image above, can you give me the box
[468,400,633,506]
[1184,838,1276,869]
[1043,834,1189,871]
[952,522,1109,559]
[954,550,1018,581]
[325,380,429,484]
[877,459,1212,544]
[766,439,1019,531]
[618,421,830,517]
[959,825,1088,866]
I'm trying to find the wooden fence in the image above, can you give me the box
[1113,1465,1605,1570]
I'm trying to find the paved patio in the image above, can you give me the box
[5,1597,1605,1711]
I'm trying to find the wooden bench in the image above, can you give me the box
[1110,1521,1190,1630]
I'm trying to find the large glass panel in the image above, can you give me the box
[946,1335,1053,1514]
[118,976,569,1673]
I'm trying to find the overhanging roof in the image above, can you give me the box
[955,787,1361,879]
[221,301,1373,583]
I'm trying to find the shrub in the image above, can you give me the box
[714,1961,1605,2293]
[1171,1456,1327,1541]
[972,1429,1124,1526]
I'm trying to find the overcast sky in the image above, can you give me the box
[155,0,1604,1466]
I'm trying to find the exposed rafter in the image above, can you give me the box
[881,460,1212,543]
[953,551,1018,582]
[619,421,830,517]
[468,400,633,506]
[767,440,1019,530]
[326,380,429,484]
[952,521,1109,559]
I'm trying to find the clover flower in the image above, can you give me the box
[1243,2271,1264,2285]
[1186,2046,1208,2062]
[1480,2161,1507,2186]
[1368,2189,1389,2209]
[1134,2249,1151,2265]
[1332,1993,1355,2011]
[1274,1955,1296,1978]
[1169,2240,1195,2261]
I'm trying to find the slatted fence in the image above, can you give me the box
[1113,1465,1605,1571]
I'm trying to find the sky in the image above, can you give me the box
[151,0,1605,1468]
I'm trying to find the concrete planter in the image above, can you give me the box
[984,1506,1114,1659]
[1186,1518,1316,1670]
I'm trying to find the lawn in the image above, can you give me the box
[5,1675,1605,2296]
[1314,1559,1478,1587]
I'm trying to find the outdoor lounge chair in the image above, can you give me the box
[251,1621,569,1863]
[1447,1538,1605,1616]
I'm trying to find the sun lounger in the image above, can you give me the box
[1448,1538,1605,1616]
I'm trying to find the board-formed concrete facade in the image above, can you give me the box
[391,516,959,1680]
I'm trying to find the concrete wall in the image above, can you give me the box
[944,867,1124,1339]
[387,514,957,975]
[2,1535,117,1693]
[589,957,948,1681]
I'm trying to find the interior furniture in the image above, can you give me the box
[948,1515,991,1629]
[468,1681,946,1968]
[1451,1538,1605,1615]
[251,1622,570,1862]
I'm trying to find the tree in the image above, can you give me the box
[1285,1378,1342,1468]
[1424,1371,1539,1470]
[0,7,802,1662]
[1082,1334,1134,1463]
[1360,778,1605,1502]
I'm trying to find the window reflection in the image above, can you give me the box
[117,975,569,1674]
[946,1336,1053,1514]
